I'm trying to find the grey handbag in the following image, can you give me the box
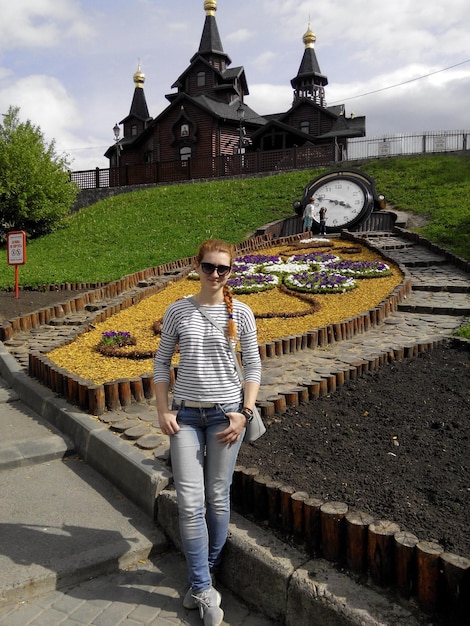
[188,297,266,442]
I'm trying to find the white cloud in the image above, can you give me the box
[251,51,278,72]
[0,74,84,159]
[226,28,254,44]
[246,84,292,116]
[0,0,93,50]
[332,65,470,135]
[0,73,112,170]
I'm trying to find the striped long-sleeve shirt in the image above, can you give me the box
[153,296,261,404]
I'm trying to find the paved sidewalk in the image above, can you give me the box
[0,552,276,626]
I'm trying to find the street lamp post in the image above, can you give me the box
[112,123,121,186]
[237,104,245,155]
[113,123,121,167]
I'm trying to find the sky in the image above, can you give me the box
[1,0,469,171]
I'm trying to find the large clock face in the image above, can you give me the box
[312,180,367,228]
[302,171,376,231]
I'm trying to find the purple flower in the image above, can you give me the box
[227,273,279,293]
[327,260,390,277]
[100,330,134,347]
[235,254,281,265]
[289,253,339,265]
[284,270,356,293]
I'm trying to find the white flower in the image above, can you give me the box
[262,262,312,274]
[299,237,330,244]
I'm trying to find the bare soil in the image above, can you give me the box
[239,342,470,558]
[0,288,91,323]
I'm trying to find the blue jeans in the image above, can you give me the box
[170,402,243,593]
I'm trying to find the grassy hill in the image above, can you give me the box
[363,154,470,257]
[1,153,469,290]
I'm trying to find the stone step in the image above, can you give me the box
[0,457,167,608]
[398,291,470,315]
[0,385,74,470]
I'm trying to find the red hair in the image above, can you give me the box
[196,239,237,341]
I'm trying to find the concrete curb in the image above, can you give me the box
[157,490,421,626]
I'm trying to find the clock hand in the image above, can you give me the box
[321,198,352,208]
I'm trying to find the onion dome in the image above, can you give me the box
[204,0,217,16]
[133,63,145,88]
[303,23,316,48]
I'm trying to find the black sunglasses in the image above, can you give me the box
[200,262,231,276]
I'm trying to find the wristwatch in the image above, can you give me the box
[241,407,254,423]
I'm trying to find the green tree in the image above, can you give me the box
[0,106,79,240]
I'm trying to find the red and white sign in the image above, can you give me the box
[7,231,27,265]
[6,231,27,298]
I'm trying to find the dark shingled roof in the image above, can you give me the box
[169,94,266,127]
[291,46,328,88]
[191,14,231,64]
[316,115,366,139]
[128,87,150,121]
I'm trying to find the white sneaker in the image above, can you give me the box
[191,586,223,626]
[183,574,216,610]
[183,586,197,610]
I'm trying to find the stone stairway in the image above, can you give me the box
[364,233,470,316]
[0,376,166,608]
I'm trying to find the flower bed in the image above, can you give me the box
[283,270,357,293]
[46,238,403,384]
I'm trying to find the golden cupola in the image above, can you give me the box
[204,0,217,16]
[133,63,145,88]
[303,23,316,49]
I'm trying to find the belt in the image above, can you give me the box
[174,399,218,409]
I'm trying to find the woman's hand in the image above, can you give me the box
[217,411,247,445]
[158,410,180,436]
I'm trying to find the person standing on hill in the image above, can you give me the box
[319,206,327,235]
[302,197,315,237]
[154,239,261,626]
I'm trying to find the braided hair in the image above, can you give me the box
[196,239,238,341]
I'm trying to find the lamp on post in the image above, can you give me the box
[237,103,245,155]
[113,122,120,167]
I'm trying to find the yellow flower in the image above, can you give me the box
[48,240,403,384]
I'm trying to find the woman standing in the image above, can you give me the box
[302,196,315,237]
[319,206,328,235]
[154,239,261,626]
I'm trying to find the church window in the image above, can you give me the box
[300,120,310,134]
[197,71,205,87]
[181,124,189,137]
[131,124,138,136]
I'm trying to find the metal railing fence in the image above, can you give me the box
[347,129,469,160]
[70,130,470,191]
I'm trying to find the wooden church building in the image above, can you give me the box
[105,0,365,185]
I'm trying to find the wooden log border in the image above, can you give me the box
[231,465,470,618]
[2,229,470,618]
